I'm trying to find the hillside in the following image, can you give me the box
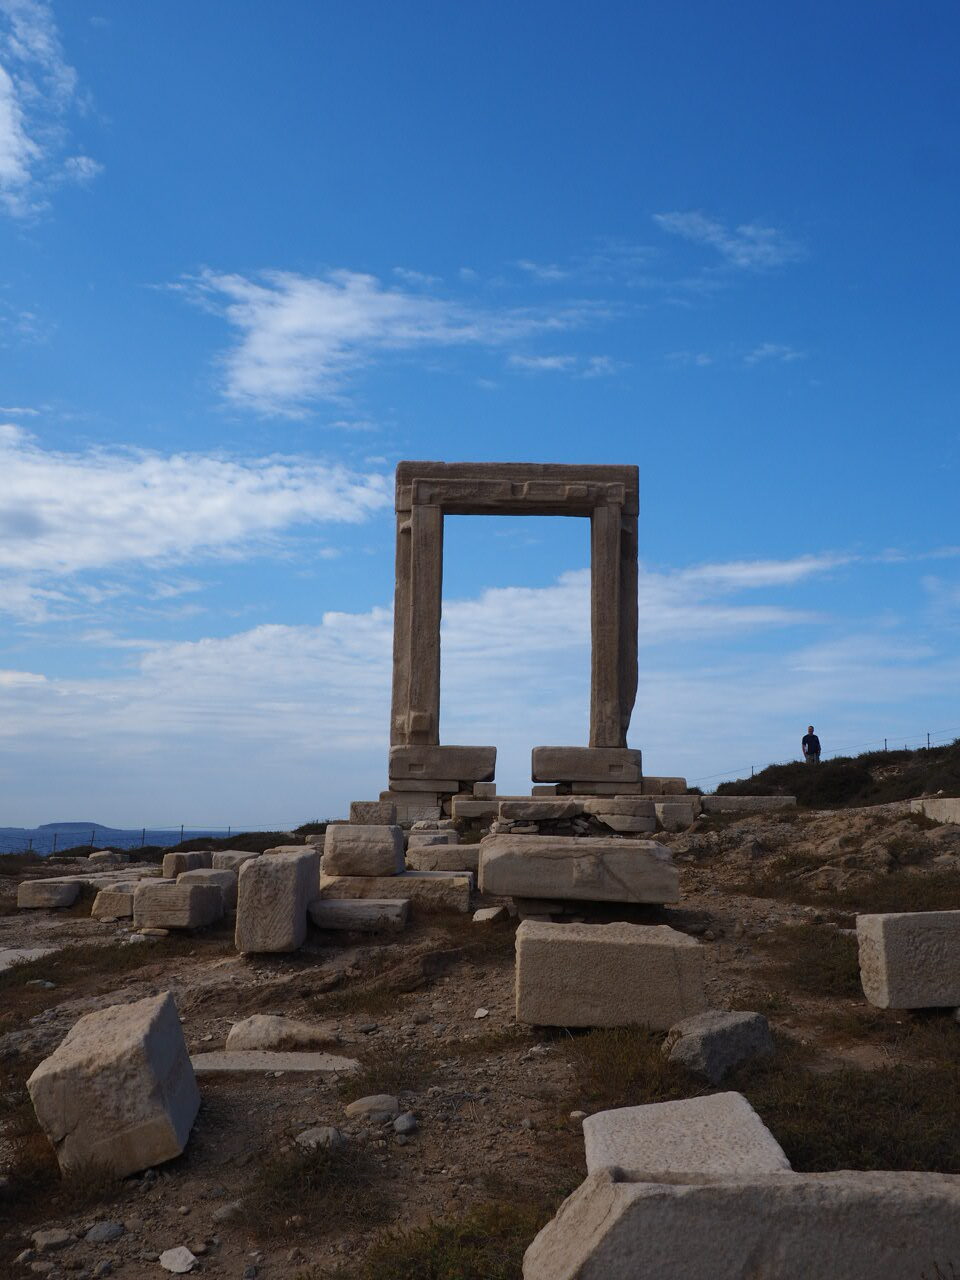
[716,738,960,809]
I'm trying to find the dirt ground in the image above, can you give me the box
[1,801,959,1278]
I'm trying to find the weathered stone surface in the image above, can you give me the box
[225,1014,339,1051]
[211,850,260,872]
[581,797,655,817]
[473,782,497,798]
[191,1050,358,1074]
[18,880,80,909]
[583,1092,789,1178]
[700,795,796,813]
[161,851,206,878]
[500,800,581,821]
[406,845,480,874]
[568,778,688,796]
[133,881,223,929]
[323,824,404,877]
[857,911,960,1008]
[662,1011,774,1083]
[407,830,459,848]
[515,920,707,1028]
[473,905,508,924]
[523,1169,960,1280]
[296,1125,345,1151]
[27,991,199,1176]
[0,945,56,971]
[264,844,310,854]
[532,747,642,783]
[531,784,560,796]
[177,868,238,910]
[656,800,700,830]
[235,847,319,954]
[479,836,679,904]
[159,1246,198,1274]
[349,799,398,825]
[593,813,657,833]
[91,884,137,919]
[450,796,499,819]
[88,850,129,867]
[379,791,442,822]
[387,777,462,792]
[911,797,960,824]
[389,744,496,782]
[319,870,472,913]
[344,1093,399,1121]
[308,897,410,932]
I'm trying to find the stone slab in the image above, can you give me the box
[235,847,320,954]
[88,850,129,867]
[857,911,960,1008]
[583,1092,790,1179]
[499,800,581,821]
[515,920,707,1028]
[523,1169,960,1280]
[656,800,700,830]
[566,779,688,796]
[211,851,261,872]
[532,747,642,783]
[581,798,655,817]
[177,868,238,910]
[406,845,480,874]
[18,880,81,908]
[349,800,397,825]
[27,991,199,1176]
[479,836,679,904]
[473,782,497,798]
[308,897,410,932]
[701,795,797,813]
[531,784,560,796]
[319,870,472,913]
[379,791,442,822]
[407,830,459,848]
[594,814,657,833]
[0,945,57,971]
[450,796,500,819]
[190,1050,359,1074]
[133,881,223,929]
[911,797,960,824]
[323,824,404,877]
[389,744,496,782]
[662,1010,774,1083]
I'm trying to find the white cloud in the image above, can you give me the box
[181,268,603,415]
[0,425,391,619]
[508,353,577,372]
[666,350,714,367]
[0,0,98,214]
[653,211,803,269]
[516,259,568,281]
[744,342,806,365]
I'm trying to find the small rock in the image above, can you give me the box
[569,1110,587,1123]
[472,906,507,925]
[15,1249,36,1265]
[85,1222,124,1245]
[26,980,56,989]
[343,1094,399,1122]
[177,1205,190,1216]
[33,1229,74,1253]
[474,1008,489,1019]
[412,1011,431,1025]
[92,1263,112,1277]
[242,1268,258,1280]
[295,1126,345,1152]
[357,1023,378,1034]
[520,1117,533,1130]
[29,1263,54,1276]
[662,1009,774,1084]
[139,927,169,938]
[159,1246,197,1273]
[393,1111,418,1135]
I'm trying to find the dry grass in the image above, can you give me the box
[244,1141,382,1241]
[733,864,960,914]
[821,1004,960,1064]
[337,1041,431,1103]
[757,924,862,998]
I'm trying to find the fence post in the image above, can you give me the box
[227,826,231,838]
[884,738,887,751]
[90,829,95,848]
[927,733,931,749]
[27,838,32,852]
[52,832,57,854]
[180,824,184,843]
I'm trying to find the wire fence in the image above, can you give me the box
[689,726,960,786]
[0,825,299,857]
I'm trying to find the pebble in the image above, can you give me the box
[474,1008,489,1019]
[569,1110,587,1123]
[295,1125,346,1152]
[33,1229,75,1252]
[412,1011,431,1025]
[159,1246,197,1273]
[393,1111,418,1135]
[85,1222,125,1244]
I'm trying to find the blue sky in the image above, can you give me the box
[1,0,958,826]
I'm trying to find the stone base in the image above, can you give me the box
[389,744,496,782]
[532,747,642,784]
[323,825,404,877]
[379,791,443,822]
[319,870,472,913]
[515,920,706,1028]
[479,835,679,904]
[406,845,480,874]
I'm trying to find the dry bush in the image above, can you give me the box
[337,1041,431,1103]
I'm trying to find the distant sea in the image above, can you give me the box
[0,822,237,856]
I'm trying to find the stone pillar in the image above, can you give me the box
[590,500,623,747]
[391,502,443,746]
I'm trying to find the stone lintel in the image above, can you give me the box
[532,746,642,783]
[390,745,496,782]
[396,461,639,517]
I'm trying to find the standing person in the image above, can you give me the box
[802,725,821,764]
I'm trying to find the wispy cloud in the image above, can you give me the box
[653,211,803,269]
[744,342,806,365]
[507,353,577,372]
[516,259,568,281]
[181,267,603,415]
[0,0,100,215]
[507,352,622,377]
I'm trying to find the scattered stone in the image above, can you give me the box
[18,880,81,909]
[319,870,472,914]
[473,905,507,925]
[159,1247,197,1274]
[26,979,55,989]
[583,1092,790,1179]
[133,882,223,930]
[515,920,707,1028]
[32,1229,74,1252]
[523,1169,960,1280]
[84,1222,125,1244]
[296,1125,346,1151]
[857,911,960,1008]
[27,991,199,1176]
[344,1094,400,1122]
[569,1110,587,1123]
[191,1050,359,1074]
[177,868,238,911]
[323,824,405,877]
[308,897,410,932]
[235,847,320,954]
[474,1007,489,1019]
[393,1112,418,1135]
[210,851,260,872]
[91,886,136,919]
[225,1014,339,1052]
[211,1201,243,1223]
[662,1011,774,1083]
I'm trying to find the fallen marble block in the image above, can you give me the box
[18,880,81,909]
[857,910,960,1008]
[133,881,223,930]
[177,867,239,910]
[662,1010,774,1083]
[473,905,508,925]
[88,850,129,867]
[406,844,480,874]
[515,920,706,1028]
[161,851,207,879]
[583,1092,789,1179]
[479,836,678,904]
[211,850,261,872]
[655,800,700,830]
[225,1014,340,1051]
[319,870,472,913]
[190,1050,358,1074]
[323,824,404,877]
[350,800,397,825]
[91,882,139,919]
[235,847,319,953]
[523,1169,960,1280]
[308,897,410,932]
[27,991,199,1176]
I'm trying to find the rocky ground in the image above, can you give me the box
[1,801,959,1278]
